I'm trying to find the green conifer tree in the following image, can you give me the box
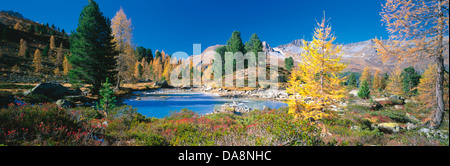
[68,0,118,95]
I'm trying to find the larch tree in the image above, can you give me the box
[373,70,382,91]
[386,67,404,96]
[14,22,23,31]
[63,55,71,76]
[49,35,56,50]
[111,6,135,88]
[55,43,64,67]
[360,66,372,87]
[18,39,27,57]
[415,64,450,112]
[68,0,118,95]
[286,15,348,121]
[374,0,449,129]
[32,49,42,73]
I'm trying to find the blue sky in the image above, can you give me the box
[2,0,389,55]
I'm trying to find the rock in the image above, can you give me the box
[377,123,401,133]
[370,100,383,111]
[204,86,212,91]
[24,83,70,99]
[404,99,413,104]
[394,105,405,110]
[405,113,420,124]
[389,95,405,101]
[349,90,359,97]
[153,81,170,88]
[389,95,405,105]
[56,99,74,108]
[406,123,417,130]
[65,95,88,103]
[373,97,393,106]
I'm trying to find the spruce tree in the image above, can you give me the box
[68,0,118,95]
[97,77,116,113]
[358,79,370,99]
[347,72,357,87]
[400,66,421,95]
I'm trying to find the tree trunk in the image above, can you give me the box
[431,55,445,129]
[431,0,445,129]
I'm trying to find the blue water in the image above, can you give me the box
[124,92,288,118]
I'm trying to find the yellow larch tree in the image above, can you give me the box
[153,57,163,81]
[385,67,404,96]
[286,15,348,121]
[50,35,56,50]
[415,64,449,111]
[55,43,64,67]
[360,66,372,86]
[111,6,136,87]
[14,22,23,31]
[32,49,42,73]
[18,39,27,57]
[372,70,382,91]
[374,0,449,128]
[63,55,71,76]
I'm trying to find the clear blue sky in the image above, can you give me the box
[2,0,389,55]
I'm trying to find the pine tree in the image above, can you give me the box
[358,79,371,99]
[42,45,50,57]
[68,0,118,95]
[286,16,347,121]
[401,66,421,95]
[18,39,27,57]
[32,49,42,73]
[284,57,294,71]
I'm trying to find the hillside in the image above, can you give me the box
[270,38,450,74]
[0,11,70,83]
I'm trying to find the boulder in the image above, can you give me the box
[349,90,359,97]
[377,123,401,133]
[65,95,88,103]
[24,83,70,99]
[370,100,383,111]
[406,123,417,130]
[56,99,74,108]
[394,105,405,110]
[153,81,170,88]
[373,97,393,106]
[389,95,405,105]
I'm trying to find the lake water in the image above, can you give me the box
[124,91,288,118]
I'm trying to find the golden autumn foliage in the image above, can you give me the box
[286,16,347,121]
[415,64,450,110]
[386,67,404,96]
[360,67,372,86]
[50,35,56,50]
[372,70,382,91]
[32,49,42,73]
[111,6,136,85]
[63,55,71,76]
[374,0,449,128]
[14,22,23,31]
[18,39,27,57]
